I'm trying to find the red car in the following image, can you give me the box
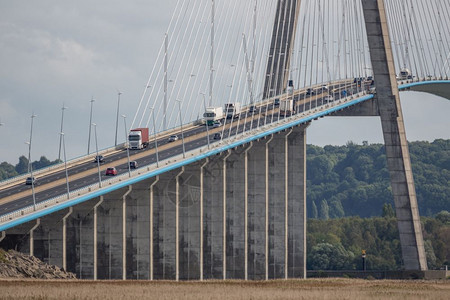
[105,167,117,176]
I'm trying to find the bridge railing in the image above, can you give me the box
[0,143,128,190]
[0,118,206,191]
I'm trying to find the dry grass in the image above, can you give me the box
[0,278,449,300]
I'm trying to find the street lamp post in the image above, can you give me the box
[115,91,122,146]
[150,107,159,167]
[58,105,68,161]
[27,114,37,210]
[92,123,102,188]
[176,99,186,158]
[87,98,95,154]
[122,115,131,177]
[60,132,70,199]
[200,93,210,149]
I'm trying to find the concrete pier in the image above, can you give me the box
[1,126,308,280]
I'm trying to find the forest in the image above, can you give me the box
[307,212,450,270]
[306,139,449,218]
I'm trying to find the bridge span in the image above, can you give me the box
[1,0,450,280]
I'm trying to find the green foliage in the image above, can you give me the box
[0,155,61,181]
[436,211,450,224]
[319,199,329,220]
[311,201,318,219]
[382,203,395,218]
[307,139,450,217]
[0,162,18,181]
[308,242,355,270]
[15,156,29,174]
[307,213,450,270]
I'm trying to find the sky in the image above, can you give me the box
[0,0,449,165]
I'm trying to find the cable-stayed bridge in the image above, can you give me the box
[0,0,449,280]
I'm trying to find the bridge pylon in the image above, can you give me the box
[361,0,427,270]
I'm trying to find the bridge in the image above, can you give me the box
[0,0,449,280]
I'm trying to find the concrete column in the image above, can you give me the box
[265,135,274,280]
[178,163,201,280]
[62,207,73,271]
[200,159,209,281]
[153,170,178,279]
[122,186,132,280]
[97,187,130,279]
[175,167,185,281]
[0,231,5,243]
[203,155,224,279]
[93,196,104,280]
[288,124,308,278]
[362,0,427,270]
[268,132,288,279]
[126,179,152,280]
[225,146,248,279]
[29,218,40,256]
[150,176,159,280]
[244,142,253,280]
[284,129,293,279]
[222,150,231,279]
[248,138,268,280]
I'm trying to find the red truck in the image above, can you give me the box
[128,128,149,150]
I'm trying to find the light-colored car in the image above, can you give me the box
[213,121,222,128]
[168,135,179,142]
[323,95,334,103]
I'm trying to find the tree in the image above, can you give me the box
[319,199,329,220]
[308,242,355,270]
[15,156,29,174]
[382,203,395,218]
[311,200,318,219]
[329,198,345,218]
[436,211,450,224]
[0,162,18,180]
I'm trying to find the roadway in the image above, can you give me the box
[0,80,371,216]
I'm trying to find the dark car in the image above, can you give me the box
[274,98,280,106]
[129,161,138,169]
[213,132,222,140]
[306,88,315,96]
[25,177,36,185]
[105,167,117,176]
[249,105,259,113]
[94,155,105,163]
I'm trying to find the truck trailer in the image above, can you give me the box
[225,102,241,119]
[203,106,224,126]
[128,128,149,150]
[280,80,295,116]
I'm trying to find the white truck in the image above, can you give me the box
[128,128,149,150]
[225,102,241,119]
[203,106,224,126]
[280,80,295,116]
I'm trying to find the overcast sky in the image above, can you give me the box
[0,1,449,165]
